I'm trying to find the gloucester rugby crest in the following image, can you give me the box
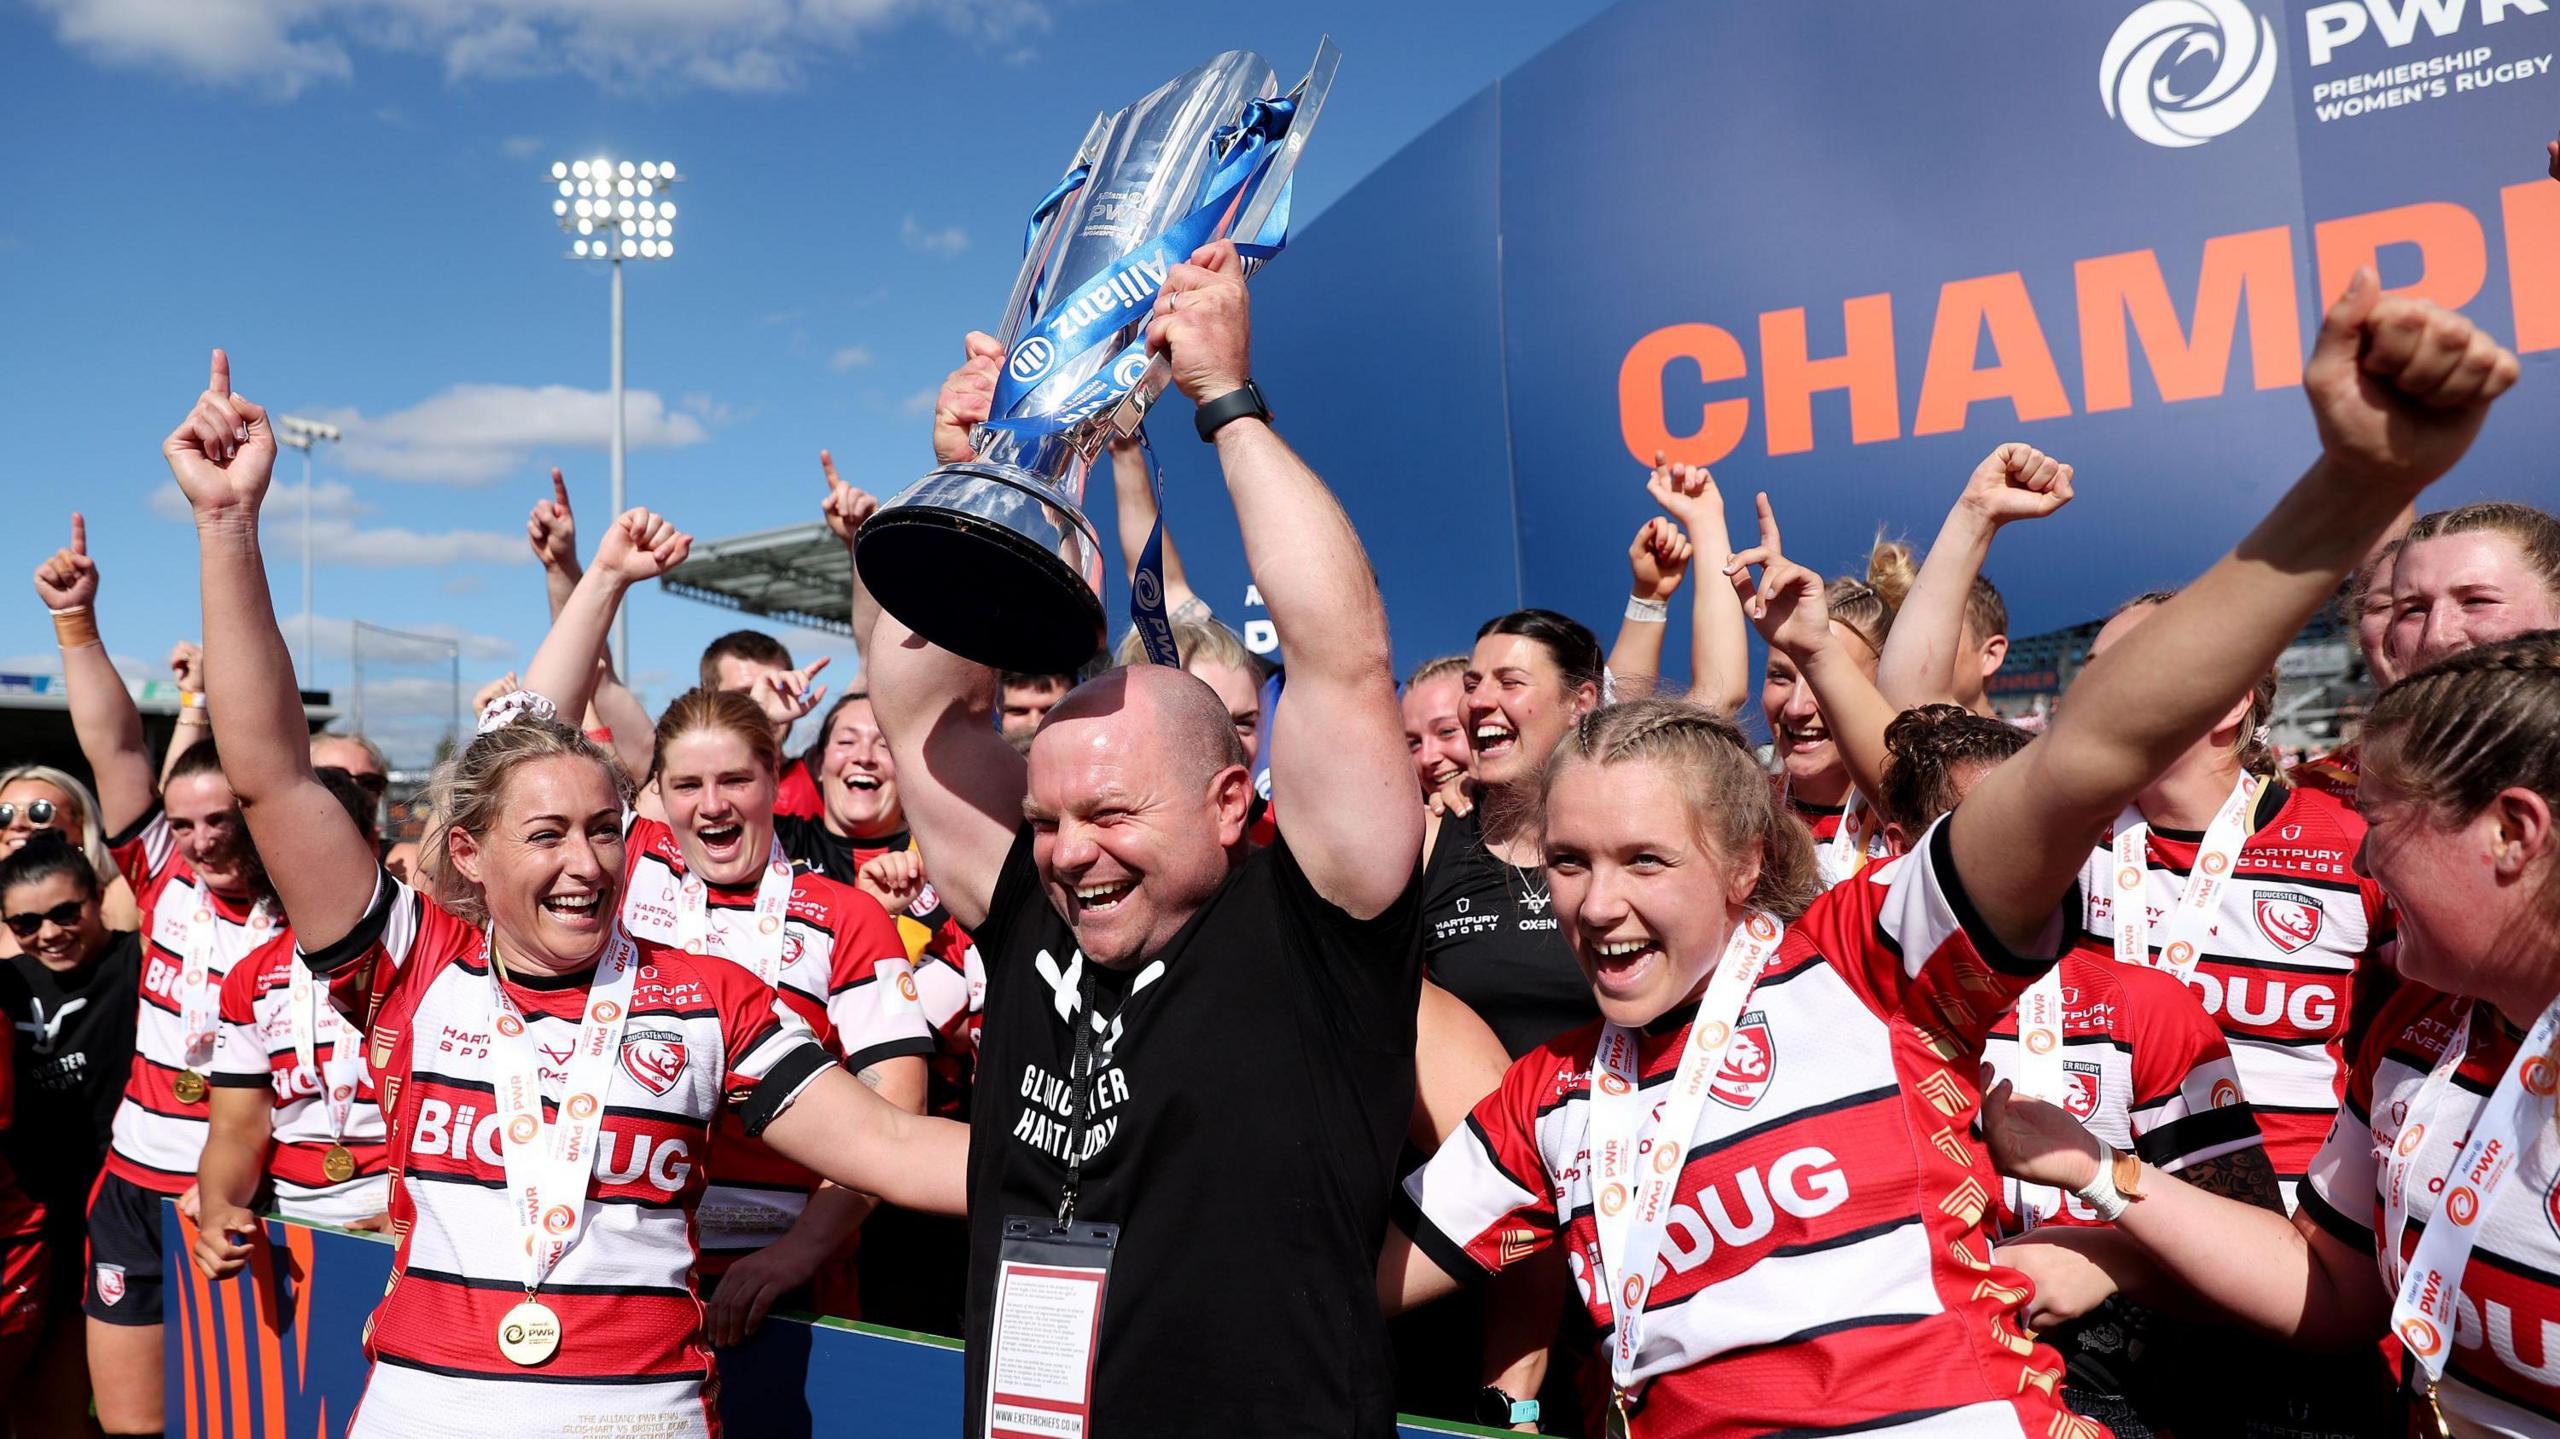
[619,1027,688,1096]
[2063,1060,2102,1120]
[1708,1010,1775,1110]
[2252,890,2325,954]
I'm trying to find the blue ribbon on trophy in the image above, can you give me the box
[854,43,1340,675]
[1124,429,1182,668]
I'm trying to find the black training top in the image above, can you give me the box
[2,931,141,1222]
[965,826,1424,1439]
[1417,806,1599,1058]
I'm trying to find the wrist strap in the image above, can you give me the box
[51,607,100,649]
[2073,1149,2131,1222]
[1193,381,1270,443]
[1624,596,1669,623]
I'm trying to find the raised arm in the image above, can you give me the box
[1108,433,1207,623]
[840,351,1027,932]
[819,449,882,666]
[1603,517,1689,700]
[174,349,378,950]
[527,469,655,778]
[1876,444,2073,710]
[1649,459,1751,716]
[1148,239,1419,918]
[520,509,690,729]
[158,641,212,787]
[36,515,157,834]
[1729,495,1896,811]
[1949,271,2517,951]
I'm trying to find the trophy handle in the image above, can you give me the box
[1103,36,1341,441]
[993,111,1117,353]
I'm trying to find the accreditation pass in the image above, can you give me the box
[984,1217,1118,1439]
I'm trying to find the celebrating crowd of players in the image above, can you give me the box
[8,169,2560,1439]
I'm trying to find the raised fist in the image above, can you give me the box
[1957,443,2075,528]
[1146,240,1252,408]
[2304,267,2521,493]
[818,450,879,547]
[168,640,204,695]
[32,513,98,612]
[1628,517,1692,602]
[473,671,522,720]
[932,332,1004,466]
[591,508,693,586]
[163,349,277,520]
[527,469,579,573]
[855,849,925,916]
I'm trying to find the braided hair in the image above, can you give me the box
[1878,704,2031,835]
[1534,697,1820,920]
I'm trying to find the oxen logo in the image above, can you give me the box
[2101,0,2279,149]
[619,1027,688,1096]
[1708,1013,1777,1110]
[1009,336,1056,384]
[2254,890,2325,953]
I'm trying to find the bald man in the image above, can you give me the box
[858,240,1425,1439]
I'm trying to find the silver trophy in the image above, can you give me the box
[855,42,1339,674]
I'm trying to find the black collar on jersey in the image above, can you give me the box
[1643,998,1703,1038]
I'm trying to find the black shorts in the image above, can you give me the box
[82,1171,168,1327]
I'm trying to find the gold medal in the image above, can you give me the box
[173,1071,207,1104]
[496,1297,562,1367]
[321,1144,357,1184]
[2420,1380,2451,1439]
[1605,1389,1632,1439]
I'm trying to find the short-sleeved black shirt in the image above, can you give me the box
[2,931,141,1222]
[1417,808,1598,1057]
[964,827,1424,1439]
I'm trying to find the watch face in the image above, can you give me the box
[1476,1388,1514,1425]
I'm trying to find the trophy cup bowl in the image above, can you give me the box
[854,43,1335,676]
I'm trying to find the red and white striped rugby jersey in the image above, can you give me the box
[2302,984,2560,1434]
[104,805,287,1193]
[618,815,931,1258]
[1980,953,2263,1231]
[2076,781,2393,1206]
[209,933,389,1226]
[1782,789,1891,891]
[2289,741,2362,806]
[306,872,834,1437]
[1402,818,2091,1437]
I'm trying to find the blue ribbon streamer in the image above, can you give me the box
[1022,164,1092,256]
[1125,427,1182,668]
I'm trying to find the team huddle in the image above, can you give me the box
[1,198,2557,1439]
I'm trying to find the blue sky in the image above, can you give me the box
[0,0,1614,764]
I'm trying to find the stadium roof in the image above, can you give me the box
[660,523,852,637]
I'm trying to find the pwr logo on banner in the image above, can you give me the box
[2101,0,2280,147]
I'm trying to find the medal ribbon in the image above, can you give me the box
[2385,998,2560,1383]
[2109,774,2258,980]
[1589,910,1787,1393]
[672,841,797,988]
[288,954,361,1147]
[2007,971,2073,1227]
[1822,789,1871,880]
[180,896,273,1069]
[489,929,641,1292]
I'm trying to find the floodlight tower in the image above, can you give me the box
[275,415,342,681]
[545,155,680,677]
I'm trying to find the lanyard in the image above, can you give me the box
[2109,774,2258,980]
[1589,910,1786,1392]
[1055,965,1102,1227]
[672,841,797,988]
[2386,998,2560,1382]
[488,930,640,1295]
[287,955,361,1144]
[2006,970,2074,1226]
[1823,789,1871,879]
[180,895,272,1068]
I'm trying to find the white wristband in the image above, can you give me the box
[2072,1150,2130,1222]
[1624,596,1669,623]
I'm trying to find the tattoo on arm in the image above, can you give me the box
[2178,1146,2284,1212]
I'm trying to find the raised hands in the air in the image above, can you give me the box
[1958,443,2075,528]
[2308,265,2521,487]
[163,349,276,518]
[591,507,693,585]
[932,333,1004,466]
[855,849,926,917]
[527,468,579,573]
[1146,239,1252,405]
[754,656,831,734]
[167,640,204,696]
[819,449,880,545]
[1725,493,1829,655]
[1627,517,1692,602]
[33,513,98,613]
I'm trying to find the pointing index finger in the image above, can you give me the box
[551,468,569,508]
[210,349,231,398]
[71,512,87,555]
[1754,491,1782,557]
[819,449,839,485]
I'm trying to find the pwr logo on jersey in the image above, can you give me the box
[620,1028,688,1096]
[2253,890,2326,953]
[1708,1011,1775,1110]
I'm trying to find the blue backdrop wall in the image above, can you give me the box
[1112,0,2559,707]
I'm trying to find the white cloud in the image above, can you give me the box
[499,134,544,159]
[309,382,711,485]
[829,345,875,373]
[901,214,969,257]
[900,386,939,417]
[147,478,528,567]
[288,611,517,664]
[32,0,1051,96]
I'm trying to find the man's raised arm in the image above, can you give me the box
[1148,239,1418,919]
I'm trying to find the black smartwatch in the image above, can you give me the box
[1474,1386,1540,1431]
[1193,380,1272,443]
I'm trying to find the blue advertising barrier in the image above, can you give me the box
[159,1204,1502,1438]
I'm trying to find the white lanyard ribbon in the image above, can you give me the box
[489,929,641,1292]
[2386,998,2560,1382]
[672,842,796,988]
[1822,789,1870,878]
[2110,774,2258,980]
[287,955,361,1145]
[1590,909,1787,1391]
[181,895,272,1068]
[2008,970,2072,1226]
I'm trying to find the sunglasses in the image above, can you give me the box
[0,799,59,828]
[318,767,390,801]
[3,899,86,939]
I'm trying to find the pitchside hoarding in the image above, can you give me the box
[1132,0,2558,684]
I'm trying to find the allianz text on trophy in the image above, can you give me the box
[855,42,1339,674]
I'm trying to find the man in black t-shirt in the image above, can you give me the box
[853,239,1427,1437]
